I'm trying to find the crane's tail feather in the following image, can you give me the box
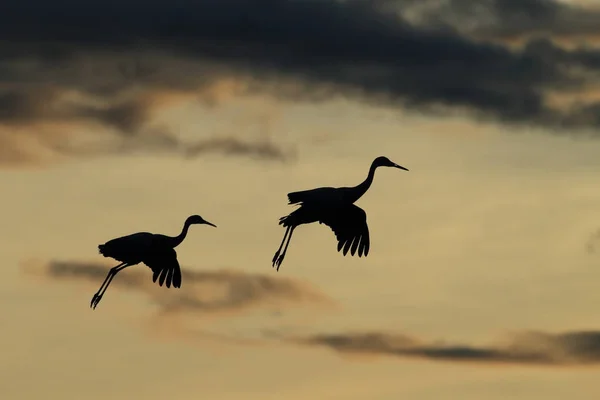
[287,191,306,205]
[98,244,107,256]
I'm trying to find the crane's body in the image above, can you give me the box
[99,232,154,264]
[272,156,408,270]
[91,214,216,309]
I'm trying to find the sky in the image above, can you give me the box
[3,0,600,399]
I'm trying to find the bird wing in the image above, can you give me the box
[287,187,338,205]
[318,204,370,257]
[99,232,154,261]
[143,247,182,289]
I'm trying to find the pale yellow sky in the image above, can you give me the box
[2,97,600,399]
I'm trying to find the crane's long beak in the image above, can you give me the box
[204,220,217,228]
[393,163,409,171]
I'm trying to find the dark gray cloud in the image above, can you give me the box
[0,1,557,121]
[292,330,600,366]
[2,0,600,157]
[399,0,600,38]
[23,259,331,314]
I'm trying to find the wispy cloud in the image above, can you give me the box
[183,136,294,163]
[0,89,295,166]
[288,330,600,366]
[20,258,334,347]
[21,259,333,315]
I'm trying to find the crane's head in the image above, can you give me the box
[373,156,409,171]
[186,214,217,228]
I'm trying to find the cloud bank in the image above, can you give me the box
[4,0,600,137]
[2,0,600,167]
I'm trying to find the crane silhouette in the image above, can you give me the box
[91,214,216,309]
[272,156,408,270]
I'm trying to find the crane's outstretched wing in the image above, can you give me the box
[144,247,182,288]
[319,204,370,257]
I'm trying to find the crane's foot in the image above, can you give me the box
[272,253,285,271]
[272,251,280,267]
[90,292,103,310]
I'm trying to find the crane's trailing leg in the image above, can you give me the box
[272,226,291,267]
[274,226,295,271]
[90,262,129,310]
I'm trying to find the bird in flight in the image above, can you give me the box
[91,214,216,309]
[272,156,408,270]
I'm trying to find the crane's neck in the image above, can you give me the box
[348,162,378,203]
[171,220,192,248]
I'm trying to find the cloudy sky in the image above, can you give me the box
[3,0,600,399]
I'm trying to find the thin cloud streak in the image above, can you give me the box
[55,133,296,163]
[289,330,600,366]
[183,136,295,163]
[0,87,295,166]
